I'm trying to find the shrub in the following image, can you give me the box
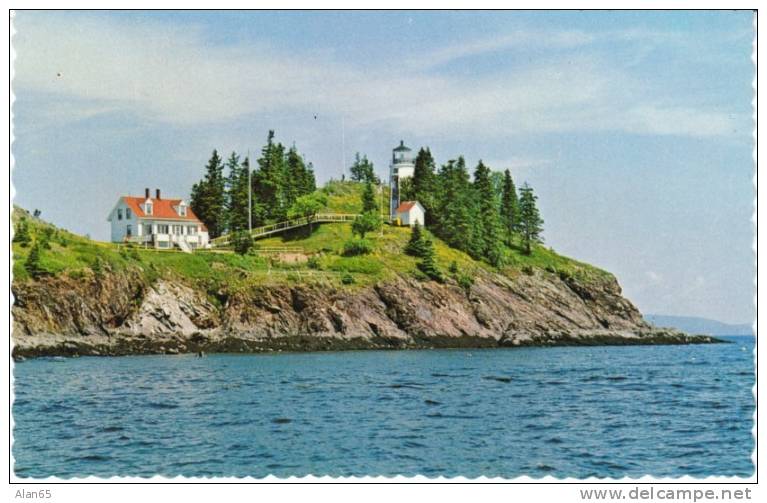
[24,242,47,279]
[343,238,373,256]
[232,231,255,256]
[341,273,355,285]
[13,219,31,247]
[307,255,321,270]
[351,211,380,239]
[449,260,459,274]
[457,273,474,296]
[404,222,429,257]
[522,265,534,276]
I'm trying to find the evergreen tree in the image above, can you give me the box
[225,152,251,233]
[349,153,379,184]
[190,149,227,238]
[500,169,520,246]
[398,177,415,202]
[284,145,315,209]
[415,235,443,282]
[13,218,31,247]
[361,181,378,214]
[404,221,431,257]
[412,148,437,225]
[433,157,475,254]
[473,160,504,265]
[518,183,544,255]
[253,130,287,223]
[25,241,46,278]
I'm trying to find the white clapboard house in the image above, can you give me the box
[107,189,209,251]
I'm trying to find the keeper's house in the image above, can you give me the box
[395,201,425,227]
[107,188,209,251]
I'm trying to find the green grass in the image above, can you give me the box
[321,180,390,214]
[12,188,612,292]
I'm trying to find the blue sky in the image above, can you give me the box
[12,10,755,324]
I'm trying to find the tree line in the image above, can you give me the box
[354,147,544,264]
[190,130,317,238]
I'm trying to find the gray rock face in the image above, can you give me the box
[11,268,722,358]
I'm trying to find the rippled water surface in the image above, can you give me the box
[13,337,754,478]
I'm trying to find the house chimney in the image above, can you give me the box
[155,189,161,200]
[145,188,150,199]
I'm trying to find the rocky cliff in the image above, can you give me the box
[11,265,721,358]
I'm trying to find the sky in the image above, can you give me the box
[11,10,755,324]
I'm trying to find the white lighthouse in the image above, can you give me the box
[389,140,415,218]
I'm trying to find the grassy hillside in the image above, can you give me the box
[12,182,612,296]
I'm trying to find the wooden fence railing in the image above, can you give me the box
[211,213,361,247]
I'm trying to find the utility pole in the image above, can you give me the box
[341,115,346,178]
[247,149,252,233]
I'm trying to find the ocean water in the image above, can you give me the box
[13,337,754,479]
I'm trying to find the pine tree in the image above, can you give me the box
[25,241,46,278]
[473,160,503,265]
[190,149,227,238]
[361,181,378,214]
[518,183,544,255]
[225,152,251,233]
[13,218,31,247]
[404,221,429,257]
[415,235,443,282]
[412,148,437,225]
[349,153,378,184]
[500,169,520,246]
[284,145,314,209]
[253,130,287,223]
[434,157,475,254]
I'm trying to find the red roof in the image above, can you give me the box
[396,201,418,213]
[122,196,204,225]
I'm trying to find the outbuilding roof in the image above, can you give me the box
[396,201,419,213]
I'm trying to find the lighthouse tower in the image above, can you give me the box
[389,140,415,218]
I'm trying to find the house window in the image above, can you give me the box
[117,209,123,220]
[144,224,153,235]
[126,225,132,237]
[145,203,153,215]
[172,225,184,235]
[157,224,169,234]
[188,225,197,235]
[178,205,187,217]
[126,208,132,219]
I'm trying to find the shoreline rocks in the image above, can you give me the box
[11,269,725,359]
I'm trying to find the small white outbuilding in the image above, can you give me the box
[395,201,425,227]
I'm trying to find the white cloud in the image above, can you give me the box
[12,12,747,140]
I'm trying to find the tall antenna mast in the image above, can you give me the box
[341,115,346,177]
[247,149,252,233]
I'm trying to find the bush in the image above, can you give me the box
[342,238,373,256]
[341,273,355,285]
[307,255,321,270]
[351,211,380,239]
[449,261,459,274]
[416,252,444,283]
[232,231,255,255]
[457,273,474,297]
[522,265,534,276]
[13,219,31,247]
[24,242,47,279]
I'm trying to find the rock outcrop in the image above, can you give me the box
[11,266,722,358]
